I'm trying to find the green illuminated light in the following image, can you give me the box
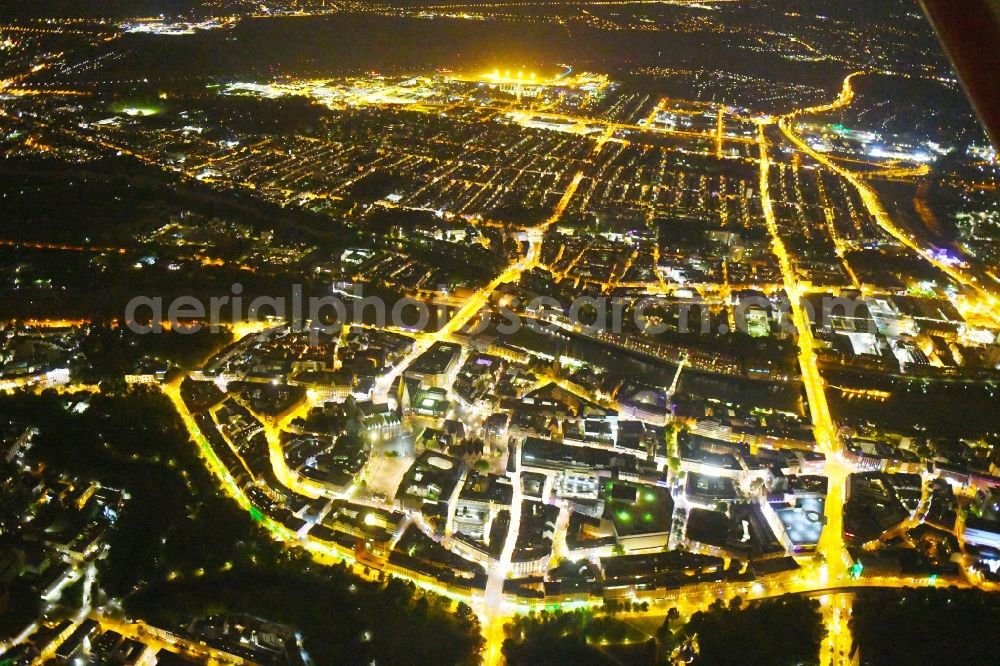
[849,562,863,580]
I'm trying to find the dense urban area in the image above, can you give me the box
[1,0,1000,664]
